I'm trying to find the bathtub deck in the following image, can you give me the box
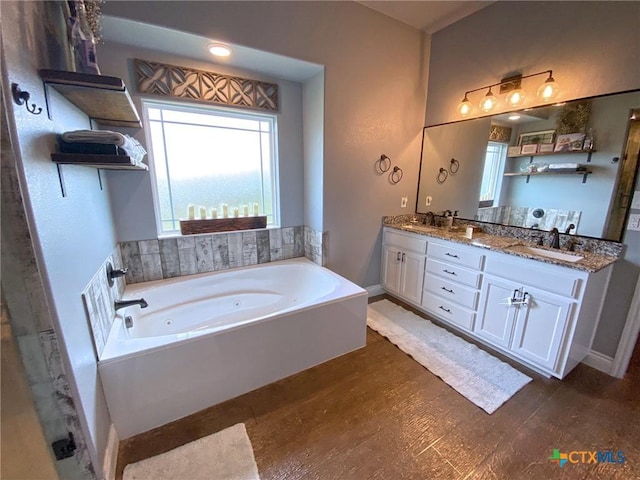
[115,296,640,480]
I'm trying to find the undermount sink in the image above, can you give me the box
[508,245,584,263]
[402,223,440,233]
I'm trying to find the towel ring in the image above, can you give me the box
[436,167,448,184]
[449,158,460,174]
[375,154,391,174]
[390,166,403,184]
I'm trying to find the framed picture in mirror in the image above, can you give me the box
[517,129,555,146]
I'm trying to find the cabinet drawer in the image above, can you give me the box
[383,229,427,254]
[424,272,479,310]
[426,258,482,289]
[485,255,580,298]
[428,241,484,270]
[422,291,475,331]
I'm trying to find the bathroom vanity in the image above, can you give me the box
[381,224,616,378]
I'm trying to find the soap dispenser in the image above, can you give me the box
[445,211,454,228]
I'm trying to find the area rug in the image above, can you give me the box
[367,299,532,414]
[123,423,260,480]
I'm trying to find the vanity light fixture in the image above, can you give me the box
[456,69,560,117]
[208,43,232,57]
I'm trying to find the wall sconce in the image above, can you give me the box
[456,70,560,117]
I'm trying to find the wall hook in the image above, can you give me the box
[375,154,391,173]
[11,83,42,115]
[389,166,403,184]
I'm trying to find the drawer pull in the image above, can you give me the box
[445,253,459,258]
[443,269,456,275]
[397,251,402,262]
[402,253,406,263]
[439,306,451,313]
[441,286,454,293]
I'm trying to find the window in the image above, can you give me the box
[479,141,507,208]
[142,100,279,234]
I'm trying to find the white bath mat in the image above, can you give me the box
[367,299,532,414]
[123,423,260,480]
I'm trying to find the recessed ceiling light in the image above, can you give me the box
[208,43,232,57]
[508,114,521,121]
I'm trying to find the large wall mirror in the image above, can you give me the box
[417,90,640,241]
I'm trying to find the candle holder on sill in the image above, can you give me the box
[180,216,267,235]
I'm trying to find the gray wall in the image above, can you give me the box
[426,1,640,358]
[303,70,325,231]
[2,1,117,472]
[102,0,430,288]
[97,42,305,240]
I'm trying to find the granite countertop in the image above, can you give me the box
[385,222,618,273]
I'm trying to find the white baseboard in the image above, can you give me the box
[366,284,385,298]
[582,350,613,374]
[102,424,119,480]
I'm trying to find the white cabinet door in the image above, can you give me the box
[381,245,402,295]
[511,288,573,371]
[399,250,425,305]
[475,275,518,349]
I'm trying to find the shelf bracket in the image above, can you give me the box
[526,174,531,184]
[56,164,67,197]
[582,172,589,183]
[97,169,103,190]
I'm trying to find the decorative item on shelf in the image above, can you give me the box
[389,166,403,184]
[583,128,595,151]
[243,204,249,217]
[436,167,448,184]
[538,143,555,153]
[556,100,591,135]
[375,154,391,173]
[253,203,259,215]
[222,203,229,218]
[456,69,559,117]
[554,133,586,152]
[507,146,521,157]
[67,0,101,75]
[517,130,555,147]
[10,83,42,115]
[449,158,460,174]
[188,204,195,220]
[520,144,539,155]
[211,208,218,219]
[199,206,207,220]
[233,207,239,218]
[179,216,268,235]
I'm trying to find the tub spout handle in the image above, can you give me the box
[114,298,148,311]
[106,262,128,287]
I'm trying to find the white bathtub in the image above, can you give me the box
[98,258,367,438]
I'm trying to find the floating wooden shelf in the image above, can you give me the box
[508,149,596,162]
[51,153,148,170]
[39,69,142,128]
[180,216,267,235]
[504,170,592,183]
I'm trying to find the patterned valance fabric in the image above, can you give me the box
[133,59,279,112]
[489,125,512,142]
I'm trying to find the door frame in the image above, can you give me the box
[611,274,640,378]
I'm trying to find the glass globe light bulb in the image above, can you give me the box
[480,89,498,113]
[537,75,560,100]
[457,95,473,117]
[506,88,526,107]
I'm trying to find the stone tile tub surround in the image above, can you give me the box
[81,248,126,358]
[120,225,327,284]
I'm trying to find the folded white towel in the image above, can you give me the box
[549,163,579,170]
[62,129,127,145]
[62,130,147,163]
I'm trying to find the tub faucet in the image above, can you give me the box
[548,228,561,249]
[114,298,148,311]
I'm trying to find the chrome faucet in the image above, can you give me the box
[114,298,148,311]
[548,228,561,249]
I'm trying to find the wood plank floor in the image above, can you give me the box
[115,296,640,479]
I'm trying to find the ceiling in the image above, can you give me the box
[358,1,494,33]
